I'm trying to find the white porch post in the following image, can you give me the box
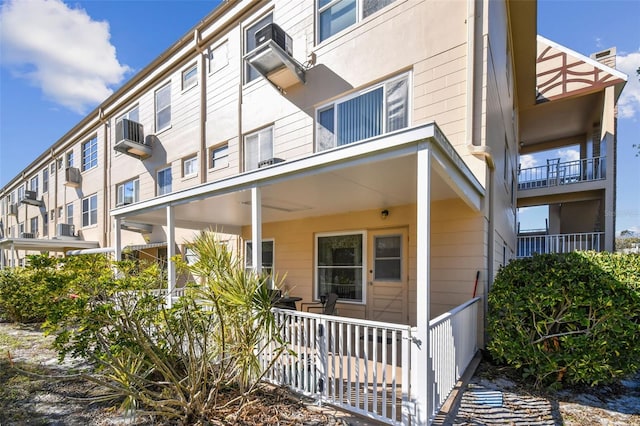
[167,205,176,307]
[113,217,122,261]
[412,143,431,424]
[251,186,262,275]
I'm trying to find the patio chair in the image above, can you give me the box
[301,293,338,315]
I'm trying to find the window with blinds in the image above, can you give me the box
[244,127,274,171]
[316,73,409,152]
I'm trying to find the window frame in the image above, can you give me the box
[66,151,74,168]
[157,166,173,196]
[244,12,273,84]
[116,177,140,207]
[182,155,199,178]
[30,216,38,236]
[210,143,229,170]
[315,72,410,151]
[42,168,49,193]
[314,230,367,304]
[373,234,403,281]
[81,194,98,228]
[244,126,274,171]
[317,0,397,44]
[245,239,275,276]
[81,137,98,171]
[208,40,229,75]
[30,176,39,196]
[181,63,198,91]
[66,203,73,225]
[155,82,172,133]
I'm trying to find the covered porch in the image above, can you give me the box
[111,123,486,424]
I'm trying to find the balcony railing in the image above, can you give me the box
[517,232,604,258]
[518,156,605,190]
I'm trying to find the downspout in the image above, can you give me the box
[194,29,208,184]
[99,108,109,248]
[51,148,58,239]
[464,0,495,346]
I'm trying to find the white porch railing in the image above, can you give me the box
[517,232,604,258]
[264,309,412,425]
[518,156,605,190]
[264,298,481,425]
[427,297,480,423]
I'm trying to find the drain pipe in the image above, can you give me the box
[464,0,495,347]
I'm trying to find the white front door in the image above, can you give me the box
[366,228,408,324]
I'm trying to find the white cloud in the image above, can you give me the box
[519,154,538,169]
[617,51,640,120]
[0,0,130,114]
[556,148,580,163]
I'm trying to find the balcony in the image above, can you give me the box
[518,156,605,191]
[21,190,43,206]
[114,119,151,160]
[517,232,604,258]
[65,167,81,188]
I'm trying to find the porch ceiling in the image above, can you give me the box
[120,154,457,231]
[519,91,602,147]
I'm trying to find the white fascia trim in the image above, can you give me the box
[537,35,628,82]
[0,238,100,252]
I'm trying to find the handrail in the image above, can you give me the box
[518,156,605,189]
[517,232,604,257]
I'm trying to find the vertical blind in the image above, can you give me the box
[337,87,383,146]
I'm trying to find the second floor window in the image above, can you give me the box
[316,73,409,151]
[67,151,74,168]
[117,178,140,206]
[244,127,273,171]
[155,83,172,132]
[17,186,25,201]
[157,167,172,195]
[30,216,38,235]
[66,203,73,225]
[82,137,98,171]
[82,194,97,227]
[318,0,397,43]
[183,155,198,177]
[43,212,48,236]
[210,144,229,169]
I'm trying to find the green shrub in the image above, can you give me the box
[487,251,640,388]
[40,231,287,423]
[0,255,63,323]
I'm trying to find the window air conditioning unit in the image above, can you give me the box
[116,119,145,144]
[258,157,284,168]
[65,167,81,188]
[57,223,76,237]
[255,23,293,57]
[9,203,18,215]
[21,190,43,206]
[20,232,35,239]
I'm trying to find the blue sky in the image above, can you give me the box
[1,0,639,234]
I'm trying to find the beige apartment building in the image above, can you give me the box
[0,0,626,423]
